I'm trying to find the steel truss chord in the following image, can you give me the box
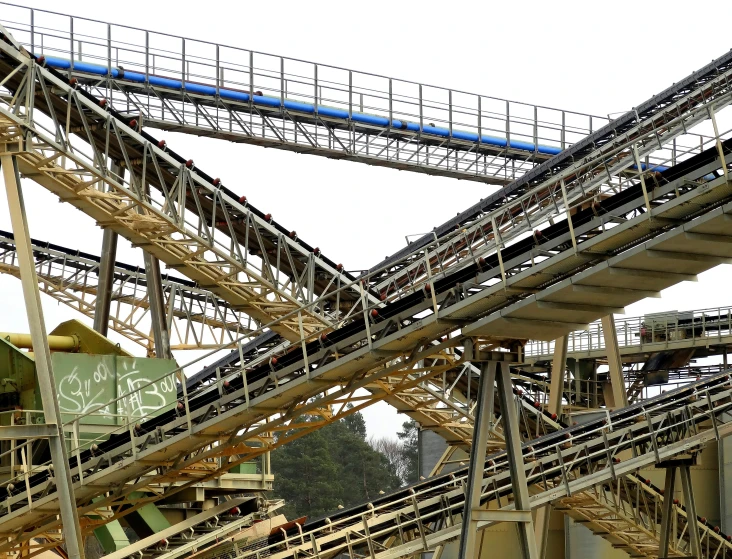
[0,39,373,343]
[0,229,259,351]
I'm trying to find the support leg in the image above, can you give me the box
[93,162,122,336]
[601,315,628,408]
[497,362,539,559]
[547,335,568,420]
[458,359,497,559]
[143,252,171,359]
[93,228,118,335]
[2,155,85,559]
[535,336,568,558]
[658,466,677,558]
[679,466,702,558]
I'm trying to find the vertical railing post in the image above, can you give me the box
[30,9,35,54]
[145,31,149,84]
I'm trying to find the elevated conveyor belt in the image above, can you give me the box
[0,29,375,342]
[190,370,732,559]
[2,21,732,548]
[0,229,258,350]
[0,121,730,546]
[0,19,728,346]
[0,3,615,185]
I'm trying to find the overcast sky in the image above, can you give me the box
[1,0,732,439]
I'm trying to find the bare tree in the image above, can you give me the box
[369,436,409,485]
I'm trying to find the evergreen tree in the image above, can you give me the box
[270,410,401,520]
[397,419,419,483]
[270,418,342,520]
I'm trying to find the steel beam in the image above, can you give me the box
[658,466,677,556]
[93,162,121,336]
[1,154,85,559]
[458,350,496,559]
[601,315,629,408]
[547,336,568,417]
[680,465,703,558]
[0,424,57,440]
[143,250,171,359]
[535,335,568,559]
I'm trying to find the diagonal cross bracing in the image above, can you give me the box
[0,228,258,350]
[0,130,730,544]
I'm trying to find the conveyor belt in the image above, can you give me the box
[367,48,732,285]
[0,123,729,546]
[199,369,732,559]
[2,20,732,547]
[0,229,257,350]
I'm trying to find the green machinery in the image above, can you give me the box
[0,320,273,553]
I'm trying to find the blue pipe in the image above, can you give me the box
[42,56,563,157]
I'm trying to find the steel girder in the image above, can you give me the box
[0,229,258,351]
[0,148,730,546]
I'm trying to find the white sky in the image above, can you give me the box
[2,0,732,439]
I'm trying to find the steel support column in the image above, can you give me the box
[601,315,629,408]
[658,466,677,556]
[497,362,539,559]
[679,465,703,558]
[534,335,568,558]
[458,351,538,559]
[143,251,171,359]
[458,356,497,559]
[93,228,117,333]
[1,154,85,559]
[93,162,121,335]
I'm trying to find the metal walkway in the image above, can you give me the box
[0,3,611,185]
[193,370,732,559]
[527,305,732,363]
[1,22,732,546]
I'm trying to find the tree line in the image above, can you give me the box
[270,412,419,521]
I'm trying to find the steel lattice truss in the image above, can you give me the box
[0,229,258,351]
[0,130,729,547]
[138,371,732,559]
[0,3,614,185]
[2,10,732,559]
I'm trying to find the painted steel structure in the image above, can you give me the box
[0,47,730,552]
[0,229,259,351]
[2,9,732,559]
[0,3,611,185]
[527,305,732,362]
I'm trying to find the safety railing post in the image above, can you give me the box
[30,9,34,54]
[69,16,74,76]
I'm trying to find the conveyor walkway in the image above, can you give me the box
[0,3,614,185]
[2,16,732,552]
[198,370,732,559]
